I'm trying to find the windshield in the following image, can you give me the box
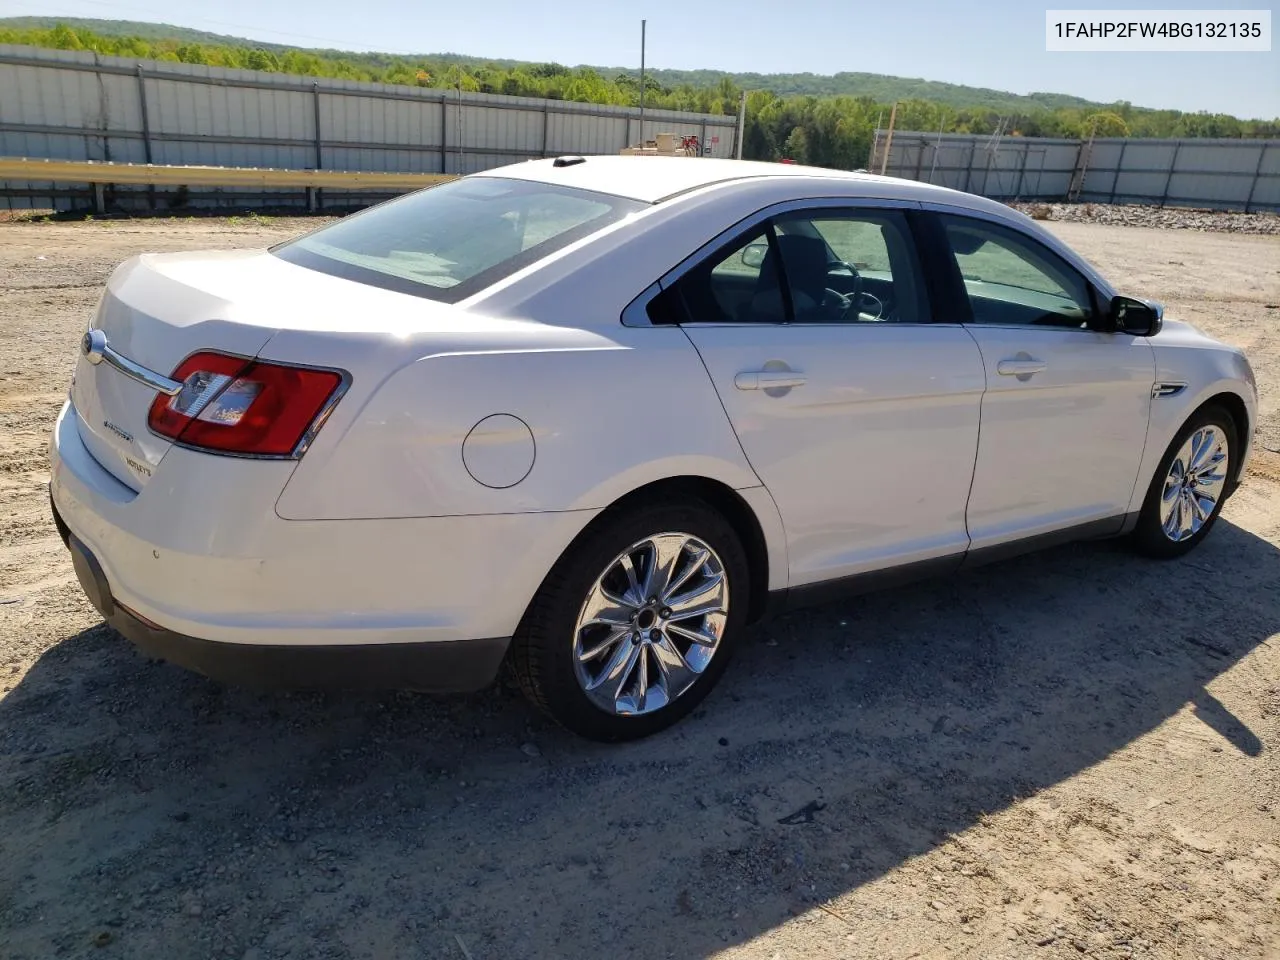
[272,177,645,303]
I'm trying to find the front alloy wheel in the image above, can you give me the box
[1158,424,1230,542]
[1133,405,1236,558]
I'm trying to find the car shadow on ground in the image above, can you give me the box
[1,519,1276,959]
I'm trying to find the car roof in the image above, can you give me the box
[477,155,971,206]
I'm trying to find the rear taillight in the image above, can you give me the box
[148,351,345,457]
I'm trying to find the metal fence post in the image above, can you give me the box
[135,64,154,210]
[913,140,925,181]
[542,106,550,158]
[1108,140,1128,203]
[1244,142,1268,213]
[311,81,323,170]
[1014,140,1030,199]
[454,81,463,174]
[1159,142,1182,207]
[439,95,448,174]
[310,81,324,211]
[962,140,977,193]
[134,65,153,164]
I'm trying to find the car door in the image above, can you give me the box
[657,202,987,588]
[924,210,1156,552]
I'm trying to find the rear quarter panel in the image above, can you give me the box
[271,323,766,521]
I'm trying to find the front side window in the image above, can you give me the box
[273,177,644,304]
[939,215,1095,328]
[666,207,927,324]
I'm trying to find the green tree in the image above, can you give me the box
[1083,111,1131,137]
[244,49,278,72]
[782,126,810,163]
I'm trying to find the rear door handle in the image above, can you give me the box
[996,358,1047,379]
[734,370,807,391]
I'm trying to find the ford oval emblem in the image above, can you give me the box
[82,328,107,365]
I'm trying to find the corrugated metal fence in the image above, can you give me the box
[0,44,740,210]
[876,130,1280,212]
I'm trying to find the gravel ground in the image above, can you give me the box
[1010,203,1280,236]
[1,218,1278,960]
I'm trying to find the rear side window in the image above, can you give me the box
[675,227,787,325]
[273,178,644,303]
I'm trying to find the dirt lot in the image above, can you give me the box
[1,217,1278,960]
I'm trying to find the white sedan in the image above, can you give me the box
[50,156,1258,740]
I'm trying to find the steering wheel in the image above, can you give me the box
[826,260,889,321]
[855,291,886,321]
[825,260,865,321]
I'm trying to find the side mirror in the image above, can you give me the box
[741,242,768,269]
[1109,295,1163,337]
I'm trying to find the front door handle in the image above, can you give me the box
[734,369,808,391]
[996,357,1047,380]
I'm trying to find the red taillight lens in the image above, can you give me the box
[148,351,344,457]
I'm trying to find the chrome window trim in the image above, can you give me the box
[621,196,925,328]
[945,322,1115,335]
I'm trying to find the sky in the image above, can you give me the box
[1,0,1277,117]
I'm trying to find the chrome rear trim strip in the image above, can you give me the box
[82,329,182,396]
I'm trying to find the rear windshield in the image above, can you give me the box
[272,177,645,303]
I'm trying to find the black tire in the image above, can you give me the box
[510,498,751,741]
[1132,404,1237,559]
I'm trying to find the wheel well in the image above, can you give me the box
[595,477,772,622]
[1199,392,1250,486]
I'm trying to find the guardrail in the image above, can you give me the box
[0,157,455,211]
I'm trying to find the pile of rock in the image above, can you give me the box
[1009,202,1280,236]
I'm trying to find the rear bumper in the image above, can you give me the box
[66,531,508,691]
[49,397,597,690]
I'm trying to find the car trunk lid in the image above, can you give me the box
[72,250,293,490]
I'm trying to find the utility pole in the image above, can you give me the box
[734,90,746,160]
[638,20,646,148]
[450,64,465,174]
[880,101,899,175]
[870,109,883,171]
[929,111,945,182]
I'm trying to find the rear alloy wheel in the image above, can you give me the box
[1133,406,1236,558]
[511,500,750,741]
[573,533,729,716]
